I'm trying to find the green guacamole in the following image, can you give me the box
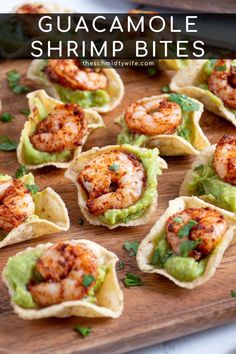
[151,234,206,282]
[187,161,236,212]
[4,247,106,309]
[99,145,161,226]
[117,95,198,147]
[22,97,72,165]
[38,60,110,109]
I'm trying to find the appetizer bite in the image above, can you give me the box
[116,94,210,155]
[14,1,72,13]
[27,60,124,113]
[159,59,192,71]
[180,135,236,213]
[65,144,167,228]
[2,239,123,320]
[0,172,69,248]
[170,59,236,126]
[17,89,104,169]
[137,196,236,288]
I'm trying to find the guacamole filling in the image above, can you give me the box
[187,161,236,212]
[197,59,236,115]
[39,60,110,109]
[117,94,199,147]
[4,248,106,309]
[99,146,161,226]
[151,233,207,282]
[22,97,72,165]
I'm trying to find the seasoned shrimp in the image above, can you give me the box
[166,207,227,259]
[213,135,236,185]
[124,97,182,136]
[44,59,108,91]
[0,179,35,232]
[208,59,236,109]
[30,103,87,153]
[28,242,98,307]
[78,150,145,216]
[16,4,48,13]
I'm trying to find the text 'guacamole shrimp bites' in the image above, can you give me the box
[180,135,236,213]
[27,59,125,113]
[0,173,69,248]
[2,239,123,320]
[137,196,236,289]
[170,59,236,126]
[65,144,167,228]
[116,94,210,156]
[17,89,105,169]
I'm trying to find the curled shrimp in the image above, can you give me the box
[213,135,236,185]
[28,242,98,307]
[30,103,87,153]
[124,97,182,136]
[0,179,35,232]
[44,60,108,91]
[78,150,145,216]
[166,207,227,260]
[208,59,236,109]
[15,4,48,13]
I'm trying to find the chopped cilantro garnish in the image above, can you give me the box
[15,165,28,179]
[160,85,171,93]
[7,70,29,95]
[20,108,30,116]
[123,240,139,257]
[78,218,84,225]
[0,136,18,151]
[123,272,143,287]
[194,164,204,172]
[215,65,226,71]
[151,248,173,267]
[82,274,95,287]
[147,67,157,77]
[74,325,91,338]
[231,290,236,298]
[169,93,200,112]
[117,260,125,270]
[0,112,15,122]
[178,220,198,239]
[179,239,201,257]
[108,163,119,172]
[26,184,39,194]
[173,217,183,223]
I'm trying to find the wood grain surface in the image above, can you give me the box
[1,61,236,354]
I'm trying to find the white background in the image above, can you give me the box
[2,1,236,353]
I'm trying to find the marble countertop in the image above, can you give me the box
[2,0,236,353]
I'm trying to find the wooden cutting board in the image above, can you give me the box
[1,60,236,354]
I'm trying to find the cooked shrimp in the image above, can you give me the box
[166,207,227,260]
[28,242,98,307]
[78,150,145,216]
[16,3,48,13]
[124,97,182,136]
[213,135,236,185]
[44,60,108,91]
[208,59,236,109]
[0,179,35,232]
[30,103,87,153]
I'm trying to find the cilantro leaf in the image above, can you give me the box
[151,248,173,267]
[117,260,125,270]
[231,290,236,298]
[20,108,30,116]
[74,325,91,338]
[0,136,18,151]
[123,272,143,287]
[108,163,119,172]
[0,112,15,122]
[147,67,157,77]
[15,165,28,179]
[169,93,200,112]
[194,164,204,172]
[7,70,29,95]
[215,65,226,71]
[160,85,171,93]
[123,240,139,257]
[179,239,201,257]
[173,217,183,223]
[82,274,95,287]
[26,184,39,194]
[178,220,198,239]
[78,218,84,225]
